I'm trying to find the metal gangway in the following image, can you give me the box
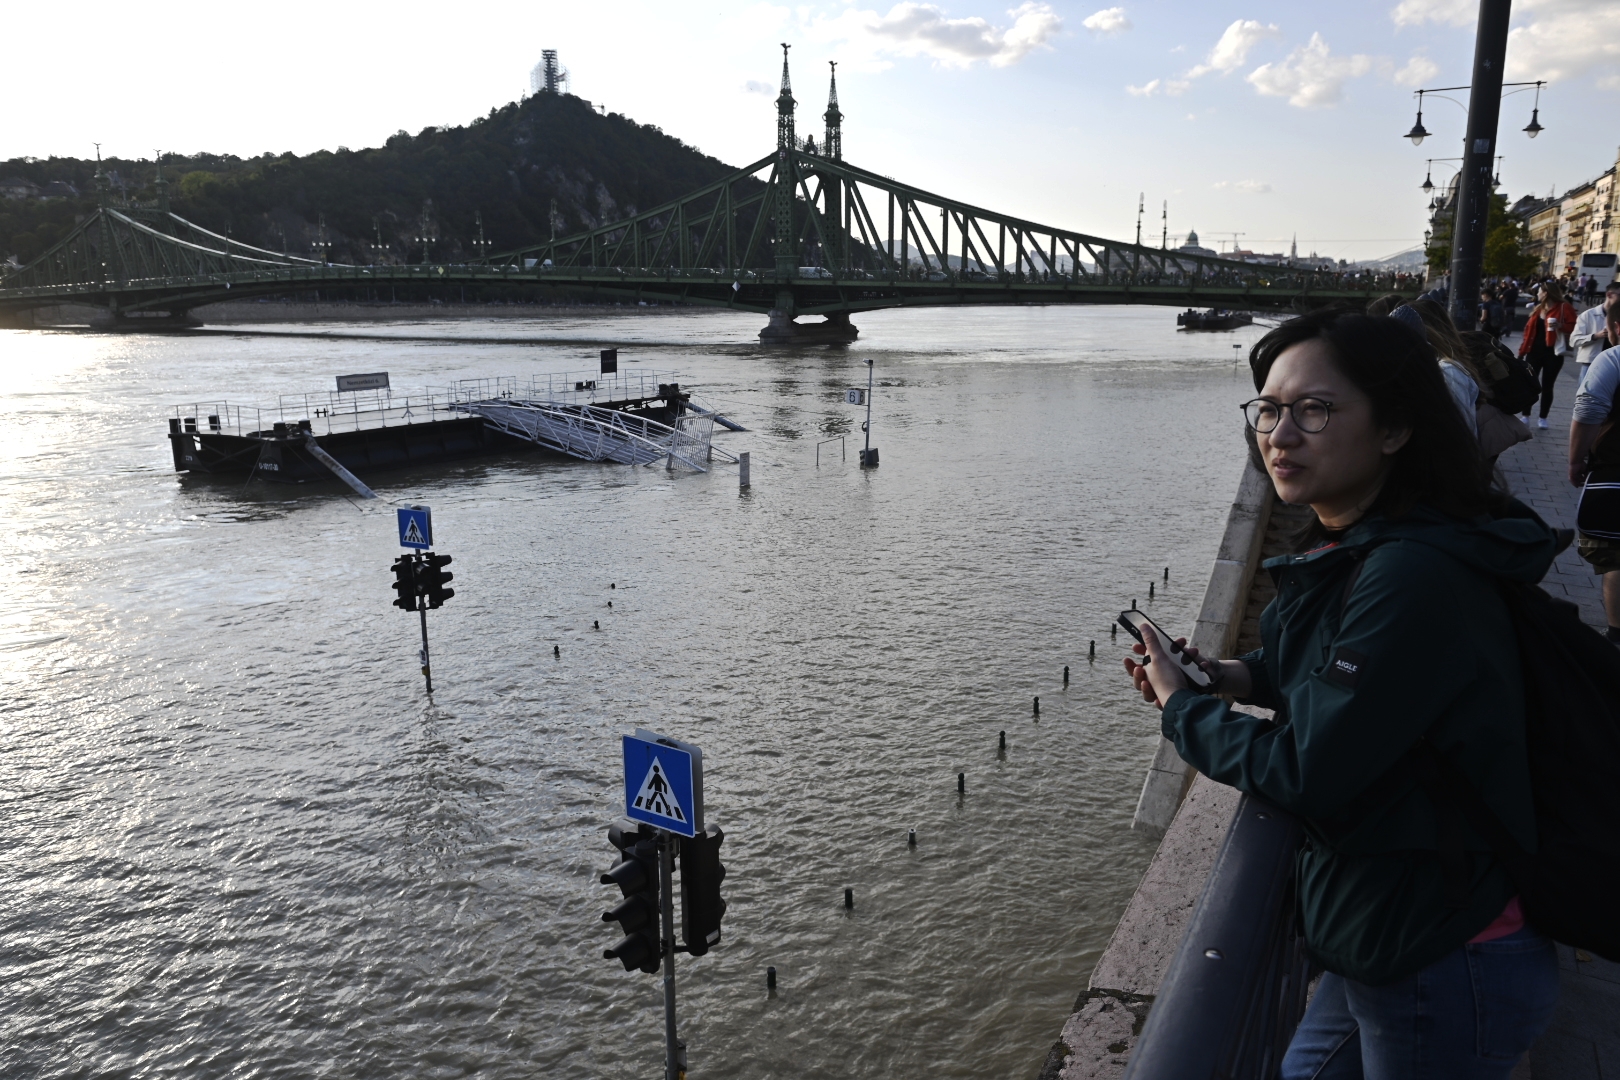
[455,381,738,472]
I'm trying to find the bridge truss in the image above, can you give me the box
[0,58,1417,329]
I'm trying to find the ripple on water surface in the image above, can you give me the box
[0,305,1273,1078]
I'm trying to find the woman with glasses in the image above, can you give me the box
[1124,308,1561,1078]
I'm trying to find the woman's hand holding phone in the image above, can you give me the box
[1124,631,1193,708]
[1124,636,1251,709]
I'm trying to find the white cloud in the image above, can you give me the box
[1214,179,1273,193]
[1247,33,1373,107]
[1390,0,1475,27]
[1187,19,1281,78]
[1083,7,1130,34]
[1125,78,1188,97]
[1505,0,1620,83]
[832,2,1063,69]
[1393,54,1439,87]
[743,79,774,95]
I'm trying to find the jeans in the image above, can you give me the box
[1280,926,1560,1079]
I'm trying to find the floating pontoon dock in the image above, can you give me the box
[167,370,739,485]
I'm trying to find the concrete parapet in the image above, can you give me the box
[1039,774,1242,1079]
[1130,458,1275,836]
[1039,455,1277,1080]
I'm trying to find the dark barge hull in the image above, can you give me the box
[168,417,533,482]
[1176,309,1254,331]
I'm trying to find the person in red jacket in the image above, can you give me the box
[1519,280,1580,429]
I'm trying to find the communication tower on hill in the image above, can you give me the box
[530,50,569,96]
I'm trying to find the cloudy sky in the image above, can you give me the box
[7,0,1616,261]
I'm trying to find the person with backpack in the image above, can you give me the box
[1124,308,1562,1077]
[1519,280,1579,429]
[1571,306,1620,642]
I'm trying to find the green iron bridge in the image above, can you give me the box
[0,49,1419,341]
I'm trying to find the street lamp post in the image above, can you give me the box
[1401,0,1546,327]
[1447,0,1510,329]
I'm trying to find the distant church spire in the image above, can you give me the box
[776,43,796,151]
[823,61,843,161]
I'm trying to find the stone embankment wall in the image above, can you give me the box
[1038,460,1308,1080]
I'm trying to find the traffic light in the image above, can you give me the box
[391,555,419,611]
[601,819,662,973]
[419,553,455,609]
[679,825,726,957]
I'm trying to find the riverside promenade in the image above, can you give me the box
[1041,359,1617,1079]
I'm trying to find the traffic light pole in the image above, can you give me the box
[660,831,681,1080]
[417,599,433,695]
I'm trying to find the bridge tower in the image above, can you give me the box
[153,151,171,224]
[94,146,119,288]
[816,62,844,273]
[823,61,842,161]
[773,43,797,280]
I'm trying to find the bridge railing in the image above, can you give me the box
[1120,795,1313,1080]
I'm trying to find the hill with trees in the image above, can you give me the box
[1,91,741,268]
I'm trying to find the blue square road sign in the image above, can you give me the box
[623,732,702,838]
[397,506,432,550]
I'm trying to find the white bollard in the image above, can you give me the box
[739,451,751,489]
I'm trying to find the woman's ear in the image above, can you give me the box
[1381,425,1413,457]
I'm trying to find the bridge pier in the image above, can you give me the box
[759,307,859,346]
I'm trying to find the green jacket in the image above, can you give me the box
[1162,505,1557,985]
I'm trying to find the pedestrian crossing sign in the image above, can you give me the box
[397,506,432,550]
[623,731,702,837]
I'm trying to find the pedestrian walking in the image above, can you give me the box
[1125,308,1561,1078]
[1571,308,1620,643]
[1571,280,1619,375]
[1478,287,1505,336]
[1519,281,1579,429]
[1501,280,1520,329]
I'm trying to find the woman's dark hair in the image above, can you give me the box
[1249,306,1501,544]
[1539,280,1564,303]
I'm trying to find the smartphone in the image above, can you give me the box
[1117,610,1213,690]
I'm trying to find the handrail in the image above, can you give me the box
[1121,795,1312,1080]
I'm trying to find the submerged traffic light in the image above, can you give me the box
[679,825,727,957]
[602,819,663,974]
[419,553,455,609]
[391,555,419,611]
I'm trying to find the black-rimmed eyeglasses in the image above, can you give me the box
[1240,397,1335,434]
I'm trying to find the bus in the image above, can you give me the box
[1580,252,1617,291]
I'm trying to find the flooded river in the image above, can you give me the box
[0,305,1270,1078]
